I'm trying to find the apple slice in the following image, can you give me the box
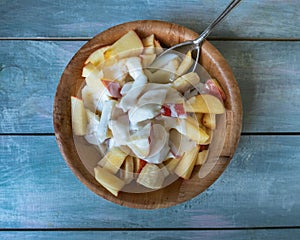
[101,79,122,98]
[196,149,209,165]
[164,158,181,172]
[175,116,209,144]
[176,51,193,76]
[174,145,200,179]
[94,166,125,197]
[202,113,216,129]
[102,58,128,82]
[172,72,200,92]
[71,96,87,136]
[140,54,156,68]
[104,30,144,59]
[137,163,165,189]
[205,78,226,101]
[161,103,186,118]
[119,155,134,184]
[98,146,128,174]
[134,158,147,174]
[126,57,148,88]
[85,45,111,66]
[185,94,225,114]
[128,122,151,158]
[149,58,180,83]
[98,100,117,143]
[142,34,155,55]
[154,39,164,54]
[82,62,98,78]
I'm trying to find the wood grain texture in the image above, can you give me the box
[0,229,300,240]
[0,0,299,39]
[1,136,299,228]
[1,40,300,133]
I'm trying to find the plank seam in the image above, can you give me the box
[1,226,300,231]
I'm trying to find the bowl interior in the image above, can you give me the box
[53,20,242,209]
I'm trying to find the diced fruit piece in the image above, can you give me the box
[71,96,87,136]
[94,166,125,197]
[205,79,226,101]
[134,158,147,173]
[185,94,225,114]
[161,103,186,118]
[85,46,111,66]
[102,58,128,82]
[202,113,216,129]
[174,145,200,179]
[150,53,178,71]
[172,72,200,92]
[128,104,161,124]
[137,164,165,189]
[158,164,169,178]
[82,62,98,78]
[104,30,144,59]
[169,129,197,157]
[154,39,163,54]
[128,123,151,158]
[176,51,193,76]
[176,116,209,144]
[98,147,128,174]
[98,100,117,143]
[142,34,155,55]
[149,58,180,83]
[164,158,181,172]
[196,150,209,165]
[126,57,148,87]
[140,54,156,67]
[101,79,121,98]
[85,68,104,91]
[120,155,134,184]
[146,124,170,164]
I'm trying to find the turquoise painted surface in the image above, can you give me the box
[0,136,299,228]
[1,0,300,238]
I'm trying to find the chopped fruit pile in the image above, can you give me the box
[71,30,226,196]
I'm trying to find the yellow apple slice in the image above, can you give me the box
[185,94,225,114]
[174,145,200,179]
[104,30,144,59]
[176,51,193,76]
[149,58,180,83]
[142,34,155,55]
[94,166,125,197]
[98,146,128,174]
[196,149,209,165]
[85,45,111,66]
[119,155,134,184]
[202,113,216,129]
[140,54,156,67]
[71,96,87,136]
[154,39,163,54]
[176,116,209,144]
[172,72,200,92]
[137,163,165,189]
[164,158,181,172]
[82,62,98,78]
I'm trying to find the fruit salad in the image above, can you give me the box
[71,30,226,196]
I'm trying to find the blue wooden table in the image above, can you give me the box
[1,0,300,239]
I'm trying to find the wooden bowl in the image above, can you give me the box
[53,20,242,209]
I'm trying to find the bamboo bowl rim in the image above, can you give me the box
[53,20,243,209]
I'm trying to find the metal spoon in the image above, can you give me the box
[158,0,242,72]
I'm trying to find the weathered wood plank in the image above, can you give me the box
[1,41,299,133]
[0,229,299,240]
[1,0,299,39]
[0,136,299,228]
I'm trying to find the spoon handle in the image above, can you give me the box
[193,0,242,45]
